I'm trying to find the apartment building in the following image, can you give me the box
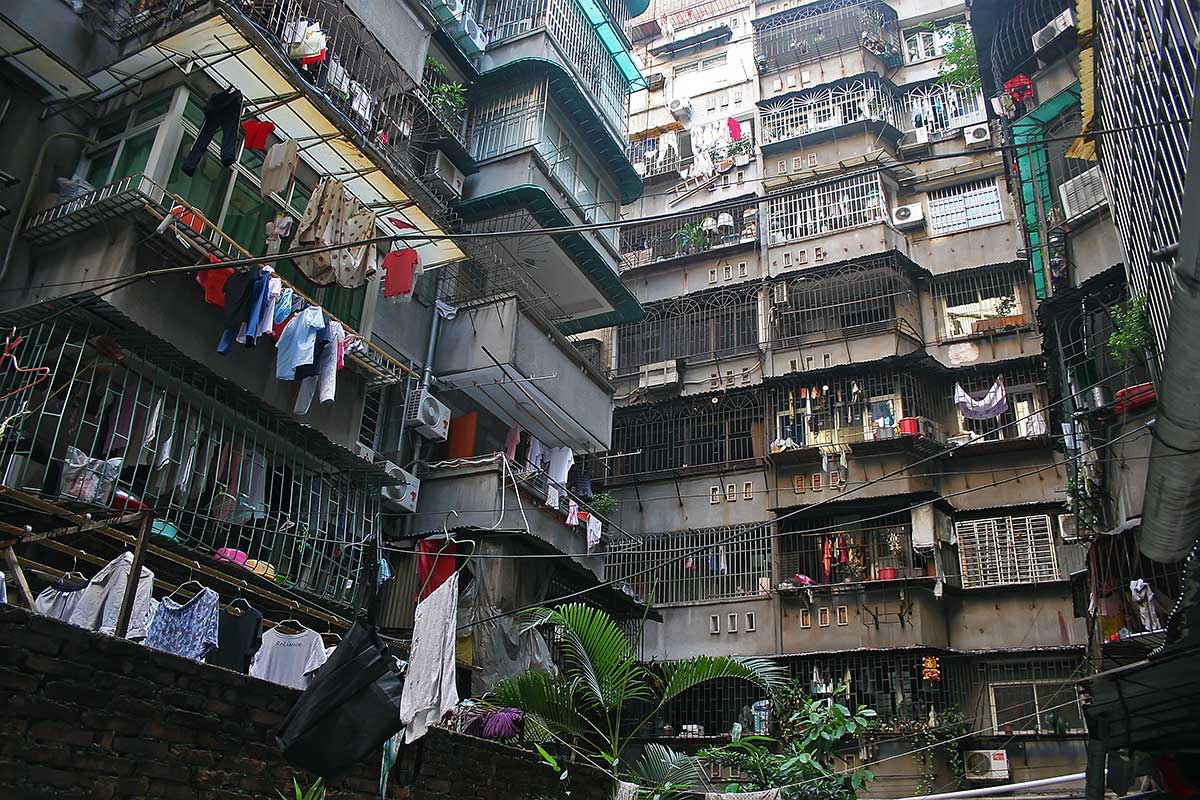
[593,0,1091,789]
[0,0,646,683]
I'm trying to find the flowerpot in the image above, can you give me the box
[1112,382,1156,414]
[878,567,898,580]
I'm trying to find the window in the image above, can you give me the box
[823,354,831,368]
[723,265,733,280]
[797,249,808,264]
[733,87,743,103]
[710,614,721,634]
[741,367,750,383]
[956,515,1059,588]
[904,22,956,63]
[812,472,823,490]
[793,474,806,493]
[745,611,757,631]
[800,608,812,628]
[808,153,818,167]
[726,483,737,502]
[783,252,792,267]
[743,481,754,499]
[709,268,719,283]
[737,170,745,184]
[991,682,1085,734]
[727,613,739,633]
[778,160,787,174]
[818,607,830,627]
[710,486,722,503]
[836,606,849,625]
[702,54,727,70]
[792,156,804,171]
[719,91,729,107]
[933,270,1023,338]
[927,179,1005,235]
[737,262,748,277]
[707,95,718,111]
[676,61,700,76]
[768,174,889,244]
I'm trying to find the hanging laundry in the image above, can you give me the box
[206,599,263,673]
[145,587,221,661]
[33,576,88,621]
[217,268,271,353]
[504,424,522,461]
[822,538,832,582]
[839,450,849,484]
[325,57,350,97]
[382,248,421,300]
[1129,579,1162,631]
[727,116,743,141]
[400,572,460,743]
[526,437,546,473]
[349,81,376,125]
[586,513,602,553]
[566,500,580,526]
[954,377,1007,420]
[240,119,275,150]
[294,312,333,383]
[250,626,328,689]
[547,446,575,485]
[276,305,327,380]
[416,537,458,602]
[196,265,233,308]
[435,299,458,320]
[181,87,243,176]
[68,551,155,639]
[271,287,297,339]
[295,318,346,414]
[718,545,728,574]
[261,139,299,198]
[294,178,378,288]
[1003,74,1034,103]
[685,556,697,572]
[288,23,327,62]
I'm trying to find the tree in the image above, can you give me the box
[490,604,787,777]
[931,22,981,92]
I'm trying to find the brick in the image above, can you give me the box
[25,765,77,789]
[72,751,135,777]
[174,749,219,768]
[140,759,193,782]
[24,653,93,679]
[29,720,95,748]
[159,688,211,713]
[21,631,66,656]
[8,694,78,723]
[148,781,200,800]
[44,679,114,709]
[0,666,40,692]
[110,735,168,759]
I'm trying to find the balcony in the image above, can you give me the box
[619,198,759,272]
[779,522,931,586]
[766,173,892,246]
[759,75,904,151]
[433,296,616,451]
[0,297,388,612]
[752,0,901,75]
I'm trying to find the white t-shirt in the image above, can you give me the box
[249,628,328,690]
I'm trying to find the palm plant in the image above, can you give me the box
[490,604,787,776]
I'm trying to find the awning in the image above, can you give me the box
[648,25,732,57]
[0,15,95,99]
[475,58,644,203]
[456,184,645,334]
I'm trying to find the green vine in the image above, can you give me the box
[1107,294,1153,368]
[914,707,969,795]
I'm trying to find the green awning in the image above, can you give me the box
[455,184,645,334]
[625,0,651,19]
[572,0,647,88]
[476,58,644,202]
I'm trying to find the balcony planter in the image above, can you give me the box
[734,153,751,166]
[971,315,1026,334]
[1111,382,1156,414]
[878,567,898,580]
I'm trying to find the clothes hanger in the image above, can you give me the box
[0,332,52,402]
[227,581,250,616]
[321,620,341,644]
[272,602,306,634]
[163,561,205,603]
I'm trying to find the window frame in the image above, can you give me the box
[989,681,1086,734]
[926,178,1006,236]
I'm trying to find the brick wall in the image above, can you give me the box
[0,605,610,800]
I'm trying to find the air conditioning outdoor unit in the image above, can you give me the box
[639,359,681,390]
[380,460,421,513]
[669,96,693,122]
[963,123,991,148]
[964,750,1010,781]
[1059,512,1080,542]
[915,416,946,445]
[1058,165,1109,220]
[1032,9,1076,53]
[455,13,489,53]
[913,125,930,145]
[892,203,925,230]
[425,151,465,199]
[405,388,451,441]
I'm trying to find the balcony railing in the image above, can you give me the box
[619,199,759,271]
[778,524,927,585]
[766,173,890,245]
[628,134,694,180]
[759,77,902,147]
[0,304,385,611]
[900,84,988,135]
[753,0,901,73]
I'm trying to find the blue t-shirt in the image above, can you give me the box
[276,306,326,380]
[145,587,220,661]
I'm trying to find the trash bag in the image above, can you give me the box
[277,622,405,778]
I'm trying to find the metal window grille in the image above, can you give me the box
[358,386,385,451]
[610,391,764,475]
[0,305,381,610]
[987,0,1072,87]
[753,0,900,73]
[903,23,955,62]
[759,77,902,145]
[1087,528,1185,640]
[767,174,890,244]
[979,657,1087,733]
[902,83,987,134]
[544,0,630,134]
[468,80,547,161]
[955,361,1047,441]
[620,198,759,271]
[604,524,772,605]
[768,254,922,347]
[627,131,694,179]
[926,179,1005,235]
[956,515,1059,588]
[931,266,1026,340]
[1095,0,1195,350]
[484,0,550,42]
[778,516,924,584]
[614,283,759,372]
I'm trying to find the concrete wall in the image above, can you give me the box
[1105,408,1153,526]
[936,449,1066,510]
[608,467,772,533]
[0,0,120,76]
[1069,213,1124,284]
[0,605,613,800]
[779,584,951,652]
[944,584,1086,650]
[641,596,777,659]
[766,224,912,276]
[342,0,431,85]
[621,246,764,304]
[758,50,889,101]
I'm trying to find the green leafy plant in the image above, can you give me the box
[425,56,449,77]
[587,491,619,517]
[929,22,981,91]
[278,778,325,800]
[1107,294,1153,368]
[995,295,1017,317]
[624,743,707,800]
[430,82,468,119]
[674,222,710,254]
[490,604,786,776]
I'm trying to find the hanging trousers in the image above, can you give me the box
[182,87,244,176]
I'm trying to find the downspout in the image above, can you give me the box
[0,132,99,285]
[421,269,444,391]
[1136,83,1200,563]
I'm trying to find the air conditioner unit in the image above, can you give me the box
[892,203,925,230]
[456,14,489,53]
[405,388,451,441]
[1032,9,1075,53]
[669,96,693,123]
[915,416,947,445]
[425,151,465,199]
[913,126,930,145]
[1059,512,1080,542]
[964,750,1010,781]
[380,460,421,513]
[771,282,789,305]
[1059,165,1109,220]
[963,123,991,148]
[639,359,681,390]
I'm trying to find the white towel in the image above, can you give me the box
[399,573,459,743]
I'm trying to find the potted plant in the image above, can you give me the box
[586,491,618,518]
[1107,293,1156,412]
[430,81,467,122]
[675,221,709,255]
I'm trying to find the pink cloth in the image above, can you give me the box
[566,501,580,526]
[504,424,522,461]
[215,548,248,566]
[728,117,743,141]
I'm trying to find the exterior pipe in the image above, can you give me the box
[1136,82,1200,563]
[0,132,99,285]
[420,269,444,391]
[887,772,1087,800]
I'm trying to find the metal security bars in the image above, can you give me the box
[620,198,759,271]
[768,255,923,348]
[753,0,901,73]
[614,284,759,372]
[604,524,772,606]
[767,174,890,245]
[778,519,924,584]
[609,391,765,476]
[901,84,987,134]
[954,362,1047,441]
[469,81,549,161]
[758,77,903,146]
[978,657,1086,734]
[931,265,1028,341]
[627,131,694,179]
[926,179,1006,236]
[0,305,382,611]
[767,369,951,449]
[987,0,1074,88]
[955,515,1059,588]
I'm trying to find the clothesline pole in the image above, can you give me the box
[113,512,152,639]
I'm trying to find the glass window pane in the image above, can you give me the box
[239,145,266,178]
[132,94,172,127]
[993,684,1038,732]
[113,128,158,181]
[84,144,118,186]
[1038,684,1083,733]
[96,112,130,142]
[166,133,230,223]
[183,97,206,128]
